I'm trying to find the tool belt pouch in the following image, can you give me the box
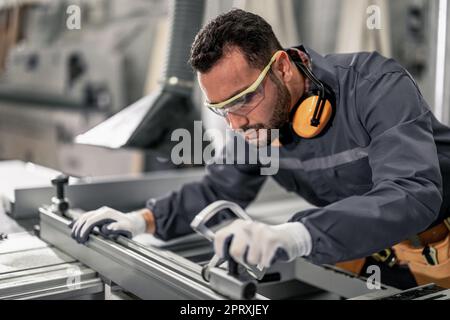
[335,258,366,275]
[393,232,450,288]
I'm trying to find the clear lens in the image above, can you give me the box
[208,81,265,118]
[205,51,280,118]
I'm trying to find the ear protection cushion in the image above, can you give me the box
[291,95,333,139]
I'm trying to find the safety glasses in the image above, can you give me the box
[205,50,283,118]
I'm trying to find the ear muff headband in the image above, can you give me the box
[288,52,334,139]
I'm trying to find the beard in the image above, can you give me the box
[243,72,291,147]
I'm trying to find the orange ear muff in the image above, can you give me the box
[291,95,333,139]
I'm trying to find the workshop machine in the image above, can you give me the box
[1,163,449,300]
[0,0,174,174]
[0,166,412,300]
[36,176,396,300]
[0,0,165,112]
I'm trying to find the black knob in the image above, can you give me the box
[51,174,70,215]
[52,174,69,200]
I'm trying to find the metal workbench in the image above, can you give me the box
[37,202,400,300]
[0,168,402,300]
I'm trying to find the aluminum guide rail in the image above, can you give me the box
[39,207,268,300]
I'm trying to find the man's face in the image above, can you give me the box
[198,47,292,146]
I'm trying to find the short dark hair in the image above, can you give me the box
[189,9,283,73]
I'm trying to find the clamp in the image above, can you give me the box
[191,201,266,299]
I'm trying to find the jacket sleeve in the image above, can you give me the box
[289,71,443,265]
[147,156,267,241]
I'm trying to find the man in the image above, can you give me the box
[71,9,450,289]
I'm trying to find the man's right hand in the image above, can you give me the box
[70,206,154,244]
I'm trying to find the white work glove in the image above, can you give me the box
[70,206,147,244]
[214,220,312,268]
